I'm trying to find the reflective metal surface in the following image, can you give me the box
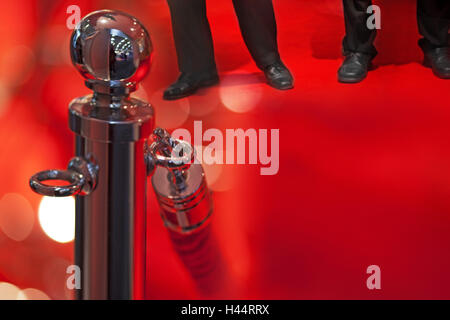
[70,97,153,300]
[148,129,217,295]
[152,164,213,234]
[68,10,153,299]
[29,169,85,197]
[29,156,98,197]
[29,9,214,300]
[70,10,153,93]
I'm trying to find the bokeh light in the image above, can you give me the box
[0,193,34,242]
[0,282,21,300]
[0,83,11,118]
[38,196,75,243]
[151,88,190,129]
[202,143,236,192]
[202,163,223,188]
[0,283,50,300]
[19,288,51,300]
[207,166,235,192]
[0,45,35,87]
[40,25,70,66]
[219,70,262,113]
[186,91,220,117]
[133,85,149,102]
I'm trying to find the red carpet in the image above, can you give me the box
[144,0,450,299]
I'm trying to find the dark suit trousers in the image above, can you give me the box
[167,0,280,76]
[342,0,450,57]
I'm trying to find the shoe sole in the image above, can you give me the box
[423,58,450,79]
[338,74,367,84]
[267,82,294,90]
[163,77,219,101]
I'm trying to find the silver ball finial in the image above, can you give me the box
[70,10,152,93]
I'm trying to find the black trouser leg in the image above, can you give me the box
[167,0,217,76]
[232,0,280,69]
[417,0,450,52]
[342,0,377,58]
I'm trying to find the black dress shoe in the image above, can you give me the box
[163,72,219,100]
[423,47,450,79]
[338,52,372,83]
[263,60,294,90]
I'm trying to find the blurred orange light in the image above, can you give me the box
[0,193,34,241]
[0,282,21,300]
[38,196,75,243]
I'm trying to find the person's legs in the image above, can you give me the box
[339,0,376,83]
[167,0,217,75]
[164,0,219,99]
[232,0,279,68]
[232,0,293,90]
[417,0,450,50]
[417,0,450,79]
[342,0,377,57]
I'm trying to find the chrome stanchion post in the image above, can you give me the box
[149,128,213,235]
[30,10,154,300]
[29,10,215,300]
[149,129,219,295]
